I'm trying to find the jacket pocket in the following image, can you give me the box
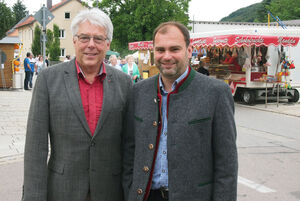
[48,160,64,175]
[134,115,143,122]
[188,117,211,125]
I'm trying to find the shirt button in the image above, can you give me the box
[154,98,157,103]
[143,166,149,172]
[153,121,158,127]
[148,144,154,150]
[137,188,143,195]
[163,151,167,154]
[162,169,166,173]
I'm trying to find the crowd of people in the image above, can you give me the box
[22,8,238,201]
[23,53,48,90]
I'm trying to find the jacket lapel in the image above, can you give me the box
[63,60,92,137]
[92,67,113,138]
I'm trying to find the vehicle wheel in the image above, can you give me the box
[241,90,256,105]
[288,89,299,103]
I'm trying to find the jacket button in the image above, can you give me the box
[152,121,157,127]
[137,188,143,195]
[91,142,95,147]
[143,166,149,172]
[148,144,154,150]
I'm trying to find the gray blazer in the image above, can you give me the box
[22,59,132,201]
[123,68,238,201]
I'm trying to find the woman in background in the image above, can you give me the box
[122,54,140,83]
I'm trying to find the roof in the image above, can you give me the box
[14,15,36,29]
[0,36,22,44]
[50,0,83,12]
[14,0,84,29]
[190,19,300,27]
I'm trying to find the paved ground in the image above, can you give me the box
[0,88,299,201]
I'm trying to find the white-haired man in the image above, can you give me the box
[22,8,132,201]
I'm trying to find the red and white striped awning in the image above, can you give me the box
[191,34,299,47]
[128,34,299,50]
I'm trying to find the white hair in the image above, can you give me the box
[71,8,113,42]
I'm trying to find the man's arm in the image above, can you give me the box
[22,71,50,201]
[122,84,135,201]
[212,83,238,201]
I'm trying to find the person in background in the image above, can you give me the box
[28,54,35,88]
[64,55,71,62]
[123,21,238,201]
[197,56,210,76]
[122,54,140,83]
[109,54,122,71]
[22,8,132,201]
[45,56,49,67]
[23,52,33,90]
[222,51,242,71]
[120,58,127,68]
[35,55,44,75]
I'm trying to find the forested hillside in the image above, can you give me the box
[220,0,300,23]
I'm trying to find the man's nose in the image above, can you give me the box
[162,51,172,60]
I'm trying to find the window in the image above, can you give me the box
[65,12,70,19]
[59,29,65,38]
[60,48,65,57]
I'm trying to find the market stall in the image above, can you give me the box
[191,34,300,104]
[128,41,159,79]
[0,36,22,89]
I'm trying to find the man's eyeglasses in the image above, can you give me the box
[75,34,108,44]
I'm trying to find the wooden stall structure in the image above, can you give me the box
[0,37,22,88]
[128,41,159,79]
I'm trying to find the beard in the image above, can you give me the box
[155,57,188,80]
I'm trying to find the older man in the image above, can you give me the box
[22,8,132,201]
[123,21,238,201]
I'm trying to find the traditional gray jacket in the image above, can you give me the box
[123,67,238,201]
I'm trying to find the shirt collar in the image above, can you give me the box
[75,59,106,80]
[159,66,189,94]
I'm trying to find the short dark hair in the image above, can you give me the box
[153,21,190,47]
[26,52,31,57]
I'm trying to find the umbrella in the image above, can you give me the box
[106,50,120,56]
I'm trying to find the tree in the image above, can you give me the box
[49,24,60,61]
[46,29,54,56]
[12,0,29,25]
[97,0,191,56]
[0,2,15,39]
[255,0,272,22]
[31,25,42,57]
[266,0,300,21]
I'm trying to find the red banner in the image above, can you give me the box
[128,35,299,50]
[191,35,299,47]
[128,41,153,50]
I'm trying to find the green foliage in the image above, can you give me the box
[97,0,191,57]
[0,2,15,40]
[49,24,61,61]
[266,0,300,21]
[46,29,54,56]
[220,0,300,23]
[221,3,261,22]
[12,0,29,25]
[31,26,42,57]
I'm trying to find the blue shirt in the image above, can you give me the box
[24,58,31,72]
[152,67,189,189]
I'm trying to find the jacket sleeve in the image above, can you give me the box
[133,64,140,78]
[212,83,238,201]
[122,84,135,201]
[22,71,49,201]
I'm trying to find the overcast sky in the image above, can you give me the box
[5,0,263,22]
